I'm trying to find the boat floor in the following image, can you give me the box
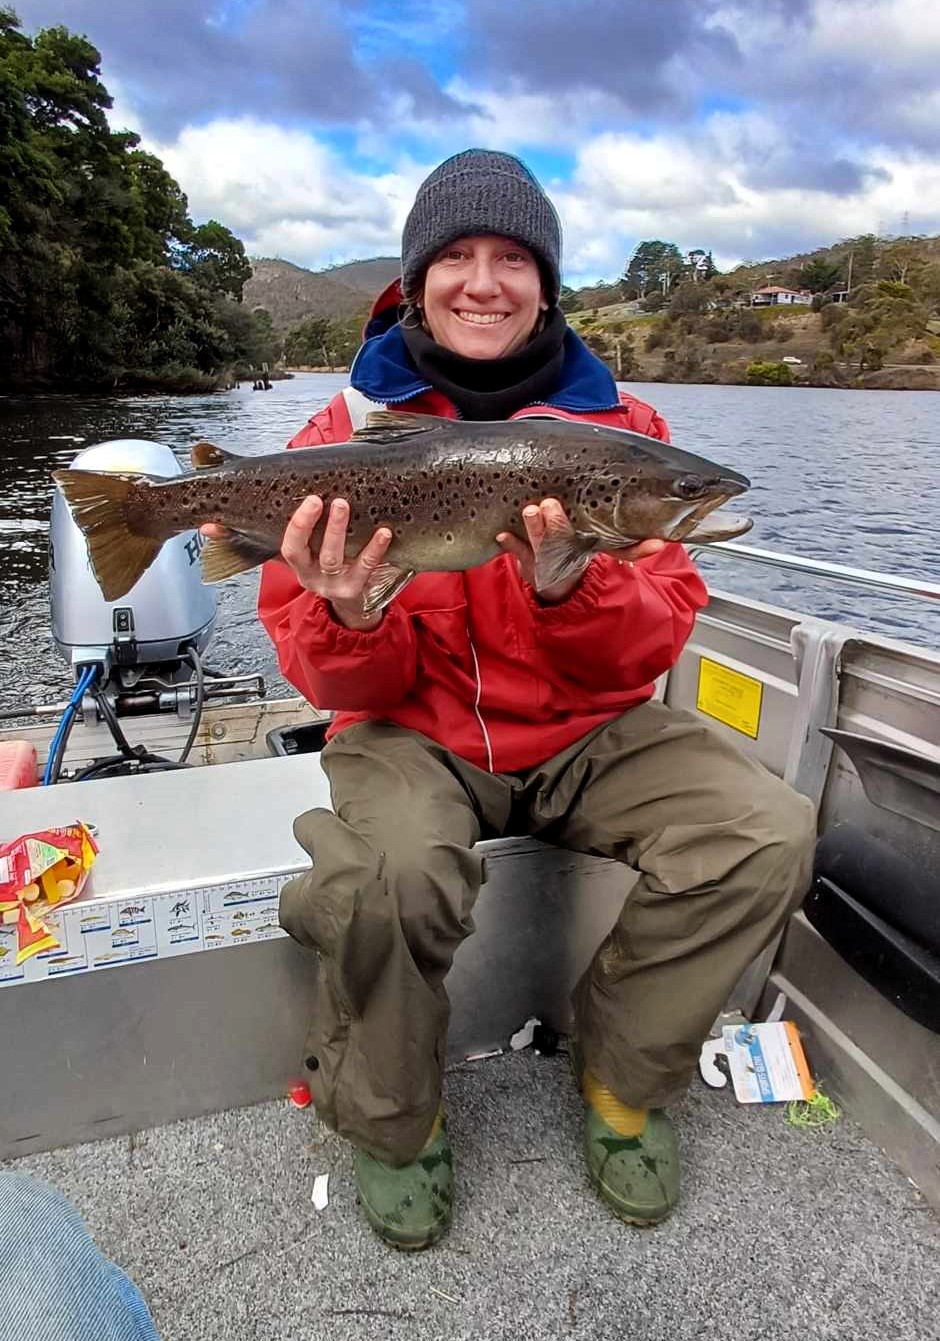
[6,1050,938,1340]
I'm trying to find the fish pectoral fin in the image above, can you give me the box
[192,441,240,470]
[351,411,450,442]
[533,532,597,593]
[361,564,416,615]
[200,533,280,583]
[577,517,628,546]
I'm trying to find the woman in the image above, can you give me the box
[232,150,815,1249]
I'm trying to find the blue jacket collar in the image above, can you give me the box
[350,315,620,413]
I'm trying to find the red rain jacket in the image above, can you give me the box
[258,298,707,773]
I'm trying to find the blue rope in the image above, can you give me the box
[42,664,98,786]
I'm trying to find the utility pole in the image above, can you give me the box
[846,250,853,294]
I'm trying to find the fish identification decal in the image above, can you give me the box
[0,874,296,989]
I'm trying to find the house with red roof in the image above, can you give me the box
[751,285,813,307]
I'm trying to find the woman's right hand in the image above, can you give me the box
[201,496,393,632]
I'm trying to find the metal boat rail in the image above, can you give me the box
[695,541,940,603]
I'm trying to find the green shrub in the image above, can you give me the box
[704,314,734,342]
[821,303,848,331]
[736,310,764,342]
[763,321,793,343]
[745,360,793,386]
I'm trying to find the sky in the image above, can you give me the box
[14,1,940,285]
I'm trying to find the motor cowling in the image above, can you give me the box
[50,439,217,671]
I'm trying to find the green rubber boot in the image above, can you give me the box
[570,1040,680,1226]
[353,1112,453,1250]
[583,1099,680,1225]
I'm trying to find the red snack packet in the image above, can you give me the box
[0,823,99,965]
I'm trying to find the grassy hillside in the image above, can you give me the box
[254,237,940,389]
[243,259,375,327]
[243,256,402,329]
[319,257,402,295]
[567,302,940,391]
[568,234,940,390]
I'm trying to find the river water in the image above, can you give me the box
[1,374,937,713]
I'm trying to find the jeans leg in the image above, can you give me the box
[0,1173,160,1341]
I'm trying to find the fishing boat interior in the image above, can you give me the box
[1,447,938,1336]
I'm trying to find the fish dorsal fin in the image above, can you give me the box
[192,441,238,470]
[351,411,452,442]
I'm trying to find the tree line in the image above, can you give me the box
[0,9,277,390]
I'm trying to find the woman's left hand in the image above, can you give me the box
[497,498,665,604]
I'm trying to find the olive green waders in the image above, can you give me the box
[279,703,816,1165]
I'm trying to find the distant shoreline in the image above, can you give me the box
[5,359,936,398]
[285,364,351,374]
[617,367,940,392]
[284,364,939,392]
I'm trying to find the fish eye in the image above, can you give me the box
[675,474,706,500]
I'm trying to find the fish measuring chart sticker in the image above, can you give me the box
[0,874,294,988]
[696,656,763,739]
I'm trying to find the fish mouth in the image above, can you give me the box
[666,490,753,544]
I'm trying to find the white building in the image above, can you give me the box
[751,285,813,307]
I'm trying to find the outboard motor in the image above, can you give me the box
[50,439,217,675]
[38,440,236,784]
[26,440,265,785]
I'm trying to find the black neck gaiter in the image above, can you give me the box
[401,306,567,420]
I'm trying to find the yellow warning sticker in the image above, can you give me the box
[696,657,763,739]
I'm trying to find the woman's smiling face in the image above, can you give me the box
[418,234,548,360]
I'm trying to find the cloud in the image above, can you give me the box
[137,105,940,287]
[17,0,940,158]
[458,0,940,154]
[714,0,940,152]
[455,0,940,165]
[355,81,631,159]
[463,0,740,119]
[147,118,412,266]
[13,0,406,136]
[702,111,892,197]
[13,1,940,284]
[553,123,940,280]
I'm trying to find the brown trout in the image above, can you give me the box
[53,410,752,608]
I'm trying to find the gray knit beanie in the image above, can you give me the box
[401,149,562,305]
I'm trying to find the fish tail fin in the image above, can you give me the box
[53,469,163,602]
